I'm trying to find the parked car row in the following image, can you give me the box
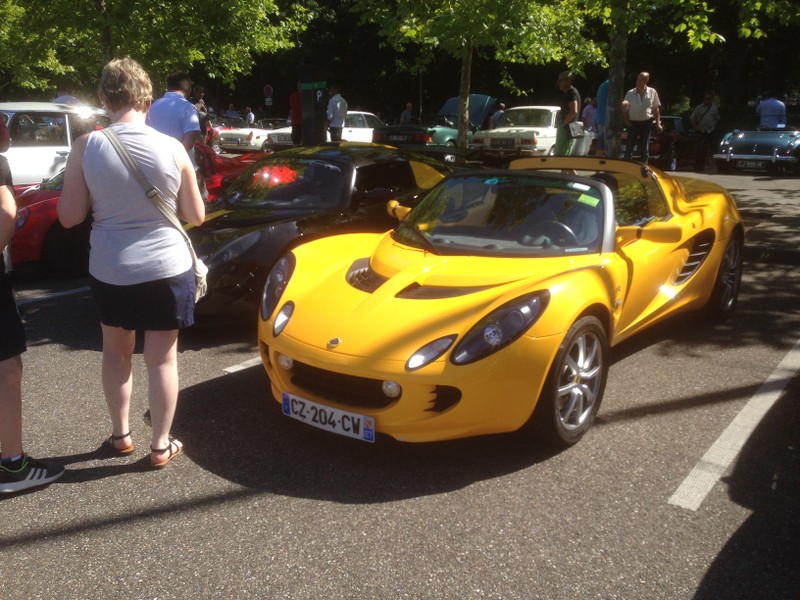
[265,111,385,150]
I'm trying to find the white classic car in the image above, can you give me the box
[216,118,289,152]
[470,105,561,159]
[266,111,384,149]
[0,102,110,186]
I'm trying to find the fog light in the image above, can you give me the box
[277,353,294,370]
[382,380,402,398]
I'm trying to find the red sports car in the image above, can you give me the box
[10,143,265,276]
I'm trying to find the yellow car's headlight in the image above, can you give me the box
[451,291,550,365]
[406,335,457,371]
[261,253,296,321]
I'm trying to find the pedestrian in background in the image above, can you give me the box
[553,71,581,156]
[399,101,414,125]
[595,80,609,156]
[289,82,303,145]
[327,83,348,142]
[1,153,65,493]
[147,72,204,198]
[581,97,597,133]
[0,114,9,153]
[689,92,720,172]
[58,57,205,469]
[490,103,506,129]
[756,93,786,127]
[623,71,663,163]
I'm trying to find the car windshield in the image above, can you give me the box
[219,158,348,209]
[503,109,553,128]
[392,173,606,257]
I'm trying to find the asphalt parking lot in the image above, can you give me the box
[1,167,798,599]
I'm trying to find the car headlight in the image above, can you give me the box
[450,291,550,365]
[273,301,294,336]
[261,253,296,321]
[206,230,262,269]
[406,335,457,371]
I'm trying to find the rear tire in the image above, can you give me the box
[527,316,608,447]
[703,234,743,323]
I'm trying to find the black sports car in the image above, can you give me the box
[189,142,453,317]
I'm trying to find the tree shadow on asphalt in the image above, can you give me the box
[693,378,800,600]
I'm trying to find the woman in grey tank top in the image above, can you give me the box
[58,57,205,469]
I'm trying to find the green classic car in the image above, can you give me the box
[713,125,800,175]
[372,94,496,150]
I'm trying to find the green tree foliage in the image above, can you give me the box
[0,0,311,95]
[582,0,799,156]
[351,0,605,148]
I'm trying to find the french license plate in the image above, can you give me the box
[281,392,375,443]
[736,160,765,169]
[388,135,408,142]
[277,135,291,142]
[491,138,514,147]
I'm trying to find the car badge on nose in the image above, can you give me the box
[327,337,342,350]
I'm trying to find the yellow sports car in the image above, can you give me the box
[257,156,744,446]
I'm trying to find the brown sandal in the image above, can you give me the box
[102,432,135,455]
[150,439,183,469]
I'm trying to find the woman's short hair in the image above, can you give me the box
[98,57,153,113]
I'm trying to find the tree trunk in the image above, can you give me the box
[605,24,628,159]
[457,37,473,149]
[95,0,113,65]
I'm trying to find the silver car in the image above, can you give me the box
[0,101,109,186]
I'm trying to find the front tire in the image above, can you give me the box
[527,316,609,447]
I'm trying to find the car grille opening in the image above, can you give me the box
[288,362,461,413]
[290,361,396,409]
[426,386,462,413]
[675,229,715,285]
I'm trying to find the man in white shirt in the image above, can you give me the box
[326,83,348,142]
[689,92,720,171]
[622,71,662,163]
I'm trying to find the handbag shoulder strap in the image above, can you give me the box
[101,127,199,264]
[100,127,187,237]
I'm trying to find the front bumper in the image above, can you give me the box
[257,321,563,443]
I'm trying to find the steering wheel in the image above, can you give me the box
[519,220,578,247]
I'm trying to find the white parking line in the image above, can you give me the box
[669,337,800,511]
[16,286,91,306]
[223,357,262,374]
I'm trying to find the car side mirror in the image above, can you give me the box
[616,221,682,247]
[387,199,411,221]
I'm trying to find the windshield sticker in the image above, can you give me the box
[484,177,500,185]
[577,194,600,208]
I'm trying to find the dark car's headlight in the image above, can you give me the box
[261,253,296,321]
[450,291,550,365]
[206,230,262,270]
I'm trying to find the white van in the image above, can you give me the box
[0,102,110,186]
